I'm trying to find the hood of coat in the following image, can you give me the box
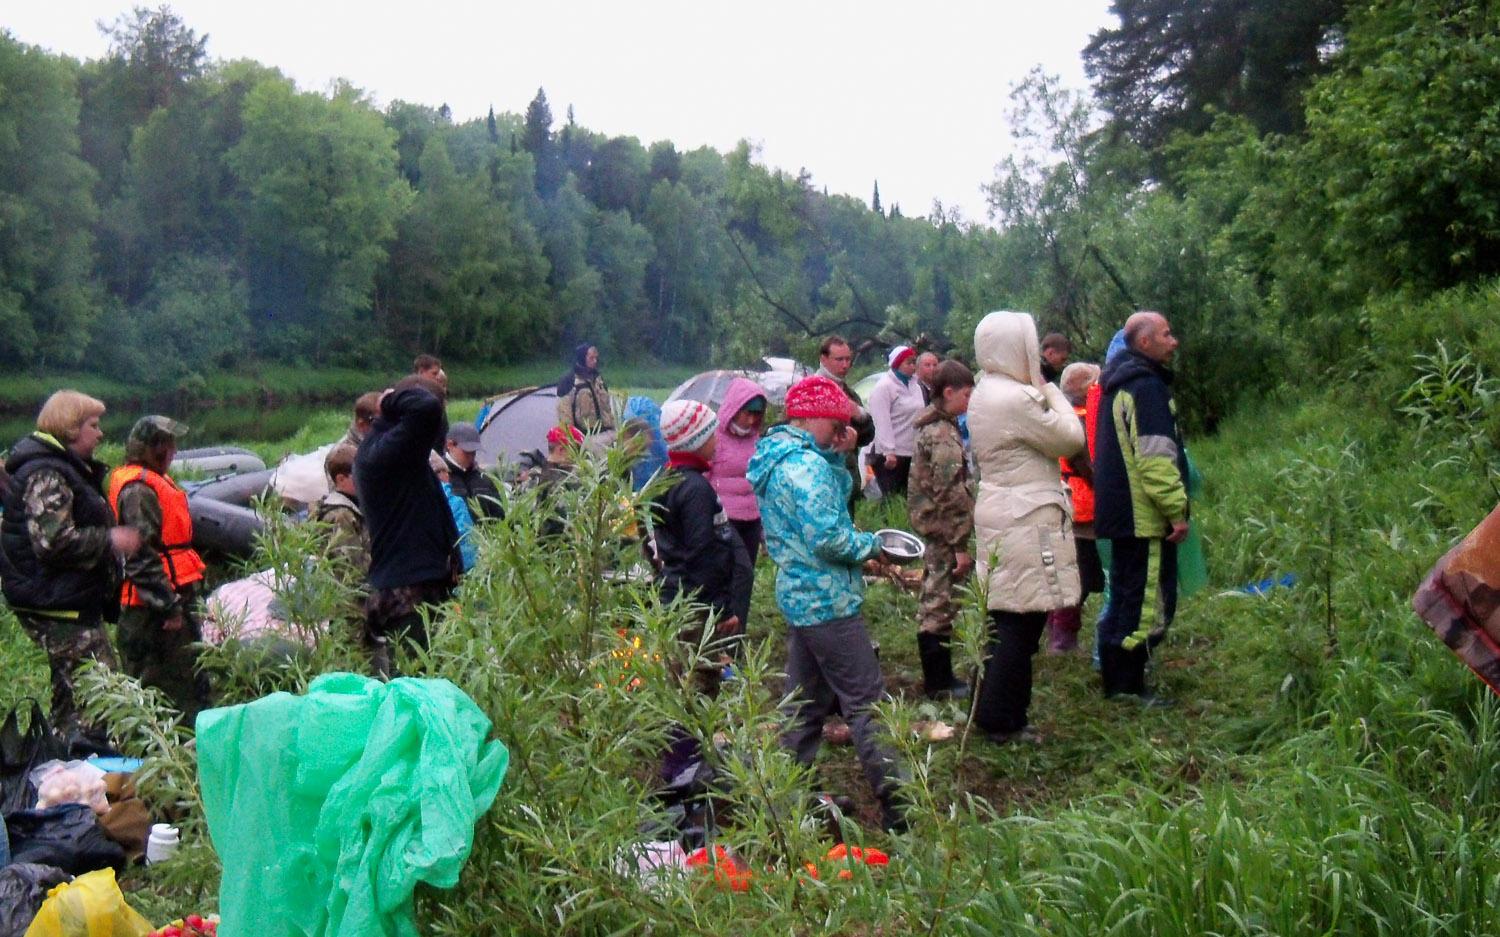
[974,311,1043,388]
[718,377,769,427]
[747,424,830,495]
[1101,348,1173,394]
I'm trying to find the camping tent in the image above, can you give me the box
[476,385,563,469]
[665,357,811,412]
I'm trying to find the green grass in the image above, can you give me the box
[4,366,1498,933]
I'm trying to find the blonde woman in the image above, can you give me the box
[1,391,141,733]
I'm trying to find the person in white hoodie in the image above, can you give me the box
[865,345,926,497]
[967,311,1086,745]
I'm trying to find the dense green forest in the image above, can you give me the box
[2,0,1498,430]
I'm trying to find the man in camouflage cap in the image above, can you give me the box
[907,360,977,700]
[107,415,211,720]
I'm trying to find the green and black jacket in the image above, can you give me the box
[1093,351,1189,540]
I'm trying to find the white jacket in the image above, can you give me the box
[866,370,925,457]
[968,311,1086,612]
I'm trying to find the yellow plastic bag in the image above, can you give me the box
[24,868,152,937]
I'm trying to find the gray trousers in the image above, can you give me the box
[781,614,901,797]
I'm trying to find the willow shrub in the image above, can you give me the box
[72,358,1500,933]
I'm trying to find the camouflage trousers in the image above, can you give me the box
[16,613,117,735]
[118,603,210,724]
[918,541,963,636]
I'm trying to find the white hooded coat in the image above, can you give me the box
[968,311,1086,612]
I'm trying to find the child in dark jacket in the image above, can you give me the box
[652,400,751,666]
[651,399,752,783]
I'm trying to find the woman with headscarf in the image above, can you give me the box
[967,311,1085,744]
[555,343,616,435]
[865,345,926,497]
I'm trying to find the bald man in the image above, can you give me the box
[1091,311,1188,705]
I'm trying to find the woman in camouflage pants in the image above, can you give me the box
[1,391,142,735]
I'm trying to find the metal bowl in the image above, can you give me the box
[875,528,926,566]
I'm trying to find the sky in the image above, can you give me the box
[5,1,1116,223]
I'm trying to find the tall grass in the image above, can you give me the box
[3,345,1498,932]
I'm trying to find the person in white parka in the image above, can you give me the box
[967,311,1086,744]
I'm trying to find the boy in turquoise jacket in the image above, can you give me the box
[748,375,906,832]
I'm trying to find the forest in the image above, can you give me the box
[4,1,1500,933]
[2,1,1493,433]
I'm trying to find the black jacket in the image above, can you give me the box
[0,434,116,616]
[651,459,750,619]
[442,456,504,520]
[355,387,460,590]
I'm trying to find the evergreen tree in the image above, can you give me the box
[872,180,883,216]
[487,105,498,143]
[523,87,562,196]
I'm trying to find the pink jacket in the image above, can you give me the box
[709,378,768,521]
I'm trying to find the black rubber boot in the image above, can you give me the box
[917,632,945,698]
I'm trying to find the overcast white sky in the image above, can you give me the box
[5,1,1115,222]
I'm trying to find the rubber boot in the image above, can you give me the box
[917,632,945,698]
[934,634,969,700]
[1099,643,1128,697]
[1047,607,1082,653]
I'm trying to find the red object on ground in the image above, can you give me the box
[686,845,754,892]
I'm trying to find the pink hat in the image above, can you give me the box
[888,345,915,369]
[660,400,718,453]
[547,425,585,447]
[784,375,855,421]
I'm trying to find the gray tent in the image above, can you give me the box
[665,357,810,412]
[475,385,562,469]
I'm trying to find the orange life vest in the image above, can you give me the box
[1061,401,1096,524]
[107,466,206,606]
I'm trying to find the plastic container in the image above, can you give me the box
[145,823,180,864]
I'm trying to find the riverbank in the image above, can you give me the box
[0,360,702,445]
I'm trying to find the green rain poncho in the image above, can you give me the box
[197,672,508,937]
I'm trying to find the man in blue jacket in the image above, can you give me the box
[1093,311,1190,704]
[748,375,906,832]
[355,375,460,676]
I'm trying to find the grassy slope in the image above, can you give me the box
[3,384,1497,932]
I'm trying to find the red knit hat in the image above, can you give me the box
[547,425,585,447]
[784,375,854,421]
[888,345,916,369]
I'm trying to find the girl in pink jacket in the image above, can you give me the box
[710,378,769,562]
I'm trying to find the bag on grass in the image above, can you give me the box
[0,862,69,937]
[21,868,151,937]
[4,804,125,876]
[0,702,66,816]
[1413,501,1500,696]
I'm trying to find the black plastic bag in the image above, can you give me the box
[0,700,66,816]
[4,803,126,875]
[0,862,70,937]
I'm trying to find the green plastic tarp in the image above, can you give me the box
[197,672,508,937]
[1178,449,1208,596]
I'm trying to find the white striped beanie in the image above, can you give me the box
[660,400,718,453]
